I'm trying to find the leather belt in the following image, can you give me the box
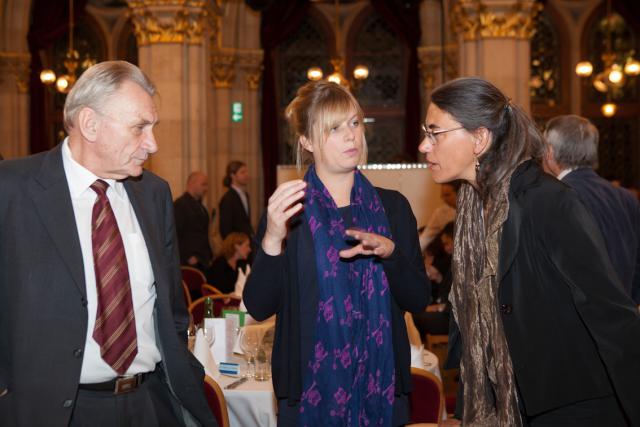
[78,369,157,395]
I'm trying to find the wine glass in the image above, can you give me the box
[239,328,259,378]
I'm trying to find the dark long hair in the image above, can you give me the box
[222,160,246,188]
[430,77,545,200]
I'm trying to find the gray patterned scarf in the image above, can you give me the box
[450,172,522,426]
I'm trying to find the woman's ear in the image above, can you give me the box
[299,136,313,152]
[473,127,491,156]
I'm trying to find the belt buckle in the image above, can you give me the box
[114,376,138,395]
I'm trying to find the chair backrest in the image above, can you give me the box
[202,283,224,296]
[409,367,444,424]
[182,281,193,308]
[203,375,230,427]
[181,266,207,293]
[189,294,242,325]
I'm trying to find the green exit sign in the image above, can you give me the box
[231,102,243,122]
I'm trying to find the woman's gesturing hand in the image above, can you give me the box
[262,179,307,255]
[339,228,395,259]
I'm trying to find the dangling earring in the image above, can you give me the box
[475,156,480,173]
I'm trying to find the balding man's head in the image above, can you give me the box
[186,171,208,200]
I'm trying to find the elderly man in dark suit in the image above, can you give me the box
[174,171,213,271]
[0,61,217,426]
[544,114,640,304]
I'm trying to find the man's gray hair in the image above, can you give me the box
[63,60,156,132]
[544,114,599,169]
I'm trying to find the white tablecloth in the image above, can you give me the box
[212,372,277,427]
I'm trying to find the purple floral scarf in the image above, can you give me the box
[299,165,395,426]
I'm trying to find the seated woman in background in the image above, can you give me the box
[413,222,454,338]
[243,80,429,426]
[206,232,251,294]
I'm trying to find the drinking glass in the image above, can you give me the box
[239,329,259,378]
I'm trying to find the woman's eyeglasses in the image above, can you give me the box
[420,124,464,145]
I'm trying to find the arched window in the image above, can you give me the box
[349,7,407,163]
[581,4,640,187]
[530,4,569,126]
[275,14,331,164]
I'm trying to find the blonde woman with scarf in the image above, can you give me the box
[243,81,429,426]
[419,77,640,426]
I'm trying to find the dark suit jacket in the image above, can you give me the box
[243,188,430,406]
[563,167,640,304]
[0,144,217,426]
[218,188,253,239]
[447,161,640,422]
[174,192,213,266]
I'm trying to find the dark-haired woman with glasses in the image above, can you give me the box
[419,76,640,426]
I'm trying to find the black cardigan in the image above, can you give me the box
[243,188,430,405]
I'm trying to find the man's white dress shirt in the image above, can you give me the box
[61,139,161,383]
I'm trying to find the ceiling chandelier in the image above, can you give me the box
[306,0,369,88]
[575,0,640,117]
[39,0,94,94]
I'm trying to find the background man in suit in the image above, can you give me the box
[544,114,640,305]
[219,160,254,243]
[174,171,213,271]
[0,61,216,426]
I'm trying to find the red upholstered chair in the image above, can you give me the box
[409,367,445,424]
[182,281,193,308]
[201,284,224,296]
[189,295,242,325]
[204,375,230,427]
[181,266,207,299]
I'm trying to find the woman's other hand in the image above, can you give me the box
[262,180,307,255]
[339,228,396,259]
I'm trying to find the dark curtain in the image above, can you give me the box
[247,0,310,201]
[27,0,88,154]
[370,0,422,160]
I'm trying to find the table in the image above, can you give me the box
[212,371,277,427]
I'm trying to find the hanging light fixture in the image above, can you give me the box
[306,0,369,88]
[575,0,639,117]
[40,0,81,94]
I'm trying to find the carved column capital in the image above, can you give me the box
[237,49,264,91]
[452,0,542,41]
[0,52,31,93]
[211,49,236,89]
[127,0,219,46]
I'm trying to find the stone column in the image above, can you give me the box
[208,0,263,230]
[418,0,459,110]
[128,0,221,199]
[0,52,30,159]
[451,0,541,112]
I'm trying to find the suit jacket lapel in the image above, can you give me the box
[29,145,86,298]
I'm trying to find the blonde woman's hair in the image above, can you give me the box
[284,81,367,169]
[63,60,156,132]
[220,232,249,260]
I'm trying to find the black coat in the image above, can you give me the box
[0,144,217,426]
[243,187,430,405]
[448,161,640,422]
[173,192,213,266]
[563,167,640,304]
[218,188,254,239]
